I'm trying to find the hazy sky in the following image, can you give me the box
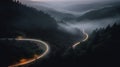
[20,0,119,2]
[19,0,119,7]
[19,0,119,9]
[21,0,114,1]
[19,0,114,8]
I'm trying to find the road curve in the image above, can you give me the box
[72,29,89,49]
[8,38,50,67]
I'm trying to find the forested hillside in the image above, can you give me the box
[0,0,57,37]
[0,1,84,67]
[29,23,120,67]
[62,23,120,67]
[0,0,83,53]
[0,40,43,67]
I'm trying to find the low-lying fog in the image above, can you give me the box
[58,17,120,34]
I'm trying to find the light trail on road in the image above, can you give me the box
[8,38,50,67]
[2,27,88,67]
[72,29,89,49]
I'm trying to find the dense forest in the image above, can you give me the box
[0,0,83,49]
[0,0,83,67]
[0,0,57,36]
[28,23,120,67]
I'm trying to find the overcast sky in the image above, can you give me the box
[19,0,120,11]
[19,0,119,6]
[20,0,119,2]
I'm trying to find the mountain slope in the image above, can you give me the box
[28,23,120,67]
[0,0,84,59]
[77,5,120,21]
[0,0,57,32]
[66,1,120,12]
[26,4,77,21]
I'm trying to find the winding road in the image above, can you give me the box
[8,38,50,67]
[72,29,89,49]
[1,29,88,67]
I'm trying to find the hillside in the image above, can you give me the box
[77,5,120,21]
[66,1,120,12]
[0,39,43,66]
[0,0,83,41]
[0,1,84,66]
[0,0,57,34]
[29,23,120,67]
[30,4,77,21]
[69,23,120,67]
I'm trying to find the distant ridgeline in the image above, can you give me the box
[77,5,120,21]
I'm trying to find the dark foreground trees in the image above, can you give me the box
[29,23,120,67]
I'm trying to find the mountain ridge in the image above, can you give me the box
[77,5,120,21]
